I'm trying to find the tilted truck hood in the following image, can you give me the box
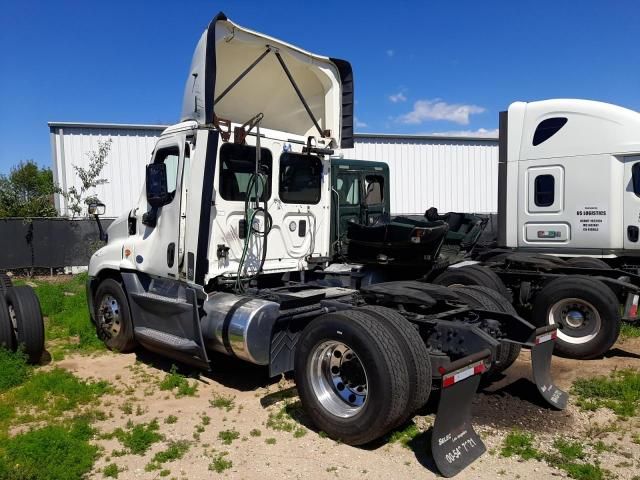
[181,12,354,148]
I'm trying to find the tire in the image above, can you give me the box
[566,257,611,269]
[450,285,521,375]
[5,286,44,363]
[434,264,511,301]
[294,310,410,445]
[359,305,432,416]
[0,295,15,350]
[0,273,12,293]
[94,278,137,353]
[531,276,620,359]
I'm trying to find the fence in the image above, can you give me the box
[0,218,114,270]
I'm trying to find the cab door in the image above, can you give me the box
[623,156,640,250]
[131,136,186,278]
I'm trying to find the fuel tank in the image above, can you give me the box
[201,293,280,365]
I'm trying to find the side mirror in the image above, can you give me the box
[88,202,106,216]
[146,163,171,208]
[633,163,640,197]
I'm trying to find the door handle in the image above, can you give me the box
[628,226,639,243]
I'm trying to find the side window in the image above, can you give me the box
[364,175,384,205]
[533,117,568,146]
[336,174,360,206]
[632,163,640,197]
[279,153,322,204]
[219,144,272,202]
[534,174,555,207]
[154,146,180,196]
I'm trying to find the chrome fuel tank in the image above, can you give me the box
[201,293,280,365]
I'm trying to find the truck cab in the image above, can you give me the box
[497,99,640,261]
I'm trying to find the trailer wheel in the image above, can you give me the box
[0,296,15,350]
[566,257,611,269]
[5,286,44,363]
[450,285,521,375]
[294,310,410,445]
[531,276,620,359]
[0,273,12,293]
[434,264,511,301]
[94,279,137,353]
[359,305,432,416]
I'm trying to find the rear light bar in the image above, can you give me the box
[535,330,557,344]
[439,360,486,388]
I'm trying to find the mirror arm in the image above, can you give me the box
[93,214,108,242]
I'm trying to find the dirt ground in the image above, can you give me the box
[55,337,640,480]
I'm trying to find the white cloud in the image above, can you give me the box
[354,117,368,129]
[429,128,499,138]
[388,92,407,103]
[386,49,395,57]
[398,99,485,125]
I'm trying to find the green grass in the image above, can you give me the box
[152,440,190,464]
[112,420,162,455]
[572,369,640,417]
[387,422,420,449]
[103,463,119,478]
[209,392,235,411]
[218,428,240,445]
[500,430,542,460]
[501,432,611,480]
[620,323,640,339]
[164,415,178,424]
[0,418,98,480]
[0,349,30,392]
[25,273,103,354]
[265,437,276,445]
[266,401,306,438]
[249,428,261,437]
[208,452,232,473]
[0,365,110,434]
[158,365,198,398]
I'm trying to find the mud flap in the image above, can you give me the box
[529,326,568,410]
[431,349,490,478]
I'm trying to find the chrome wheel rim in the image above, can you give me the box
[309,340,368,418]
[98,294,122,338]
[548,297,601,345]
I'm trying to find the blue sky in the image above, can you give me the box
[1,0,640,174]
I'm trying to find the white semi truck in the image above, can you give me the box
[431,99,640,359]
[86,12,567,477]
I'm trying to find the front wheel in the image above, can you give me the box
[294,311,410,445]
[531,276,620,359]
[94,278,137,352]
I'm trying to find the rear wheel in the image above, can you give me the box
[359,305,432,417]
[94,279,137,352]
[450,285,521,375]
[0,296,15,350]
[531,276,620,359]
[434,264,511,301]
[5,286,44,363]
[294,310,410,445]
[566,257,611,269]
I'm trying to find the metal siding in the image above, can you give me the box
[51,125,161,217]
[342,136,499,214]
[50,124,499,217]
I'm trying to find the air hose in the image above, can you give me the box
[235,122,272,292]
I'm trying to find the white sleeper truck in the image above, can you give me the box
[86,12,567,477]
[434,99,640,360]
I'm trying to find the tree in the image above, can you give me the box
[0,160,57,217]
[58,139,111,217]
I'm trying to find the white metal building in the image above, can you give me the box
[49,122,498,218]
